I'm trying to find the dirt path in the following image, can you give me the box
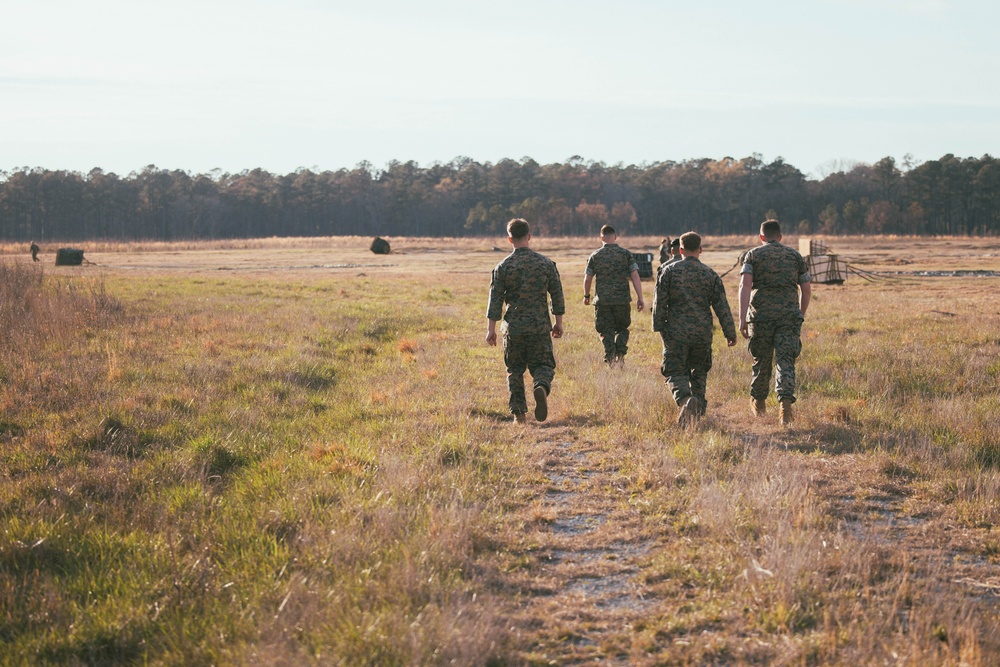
[501,424,657,664]
[498,421,1000,663]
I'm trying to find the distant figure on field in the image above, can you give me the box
[658,238,670,266]
[30,241,39,262]
[652,231,737,426]
[583,224,644,365]
[486,219,565,424]
[667,238,681,264]
[738,219,812,425]
[657,238,682,279]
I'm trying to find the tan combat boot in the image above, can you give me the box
[752,398,766,417]
[677,396,699,427]
[779,399,794,425]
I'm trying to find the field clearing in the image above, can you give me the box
[2,234,1000,665]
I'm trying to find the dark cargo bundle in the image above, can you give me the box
[370,237,391,254]
[55,248,85,266]
[634,252,654,279]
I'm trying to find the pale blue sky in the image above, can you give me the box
[2,0,997,178]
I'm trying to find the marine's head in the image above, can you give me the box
[760,219,782,242]
[600,224,617,243]
[507,218,529,240]
[679,231,701,256]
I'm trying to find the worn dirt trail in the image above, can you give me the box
[497,419,1000,664]
[500,423,660,664]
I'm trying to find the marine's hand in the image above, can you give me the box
[740,322,749,339]
[636,298,644,312]
[551,323,563,338]
[727,336,737,347]
[486,331,497,346]
[583,296,591,306]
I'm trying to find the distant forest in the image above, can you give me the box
[1,153,998,241]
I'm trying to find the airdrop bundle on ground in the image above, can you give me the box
[799,238,846,284]
[370,237,391,254]
[634,252,654,279]
[55,248,86,266]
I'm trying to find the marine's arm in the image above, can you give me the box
[549,264,566,338]
[652,270,669,332]
[797,251,812,317]
[630,270,644,311]
[799,281,812,318]
[712,275,737,346]
[738,272,753,339]
[486,267,505,346]
[486,319,498,346]
[583,273,594,305]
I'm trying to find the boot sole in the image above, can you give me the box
[533,387,548,422]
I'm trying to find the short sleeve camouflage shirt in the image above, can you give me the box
[487,247,566,335]
[585,243,638,305]
[740,241,811,322]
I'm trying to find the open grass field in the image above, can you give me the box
[2,234,1000,665]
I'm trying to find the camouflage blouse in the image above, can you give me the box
[585,243,639,306]
[652,257,736,343]
[740,241,811,322]
[487,247,566,335]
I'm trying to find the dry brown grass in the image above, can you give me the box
[2,235,1000,665]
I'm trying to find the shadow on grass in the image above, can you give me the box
[38,627,145,666]
[79,416,155,459]
[809,423,869,454]
[286,361,337,390]
[0,540,83,580]
[731,423,867,455]
[0,419,25,438]
[470,407,512,423]
[540,414,605,429]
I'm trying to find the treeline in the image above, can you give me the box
[2,153,998,241]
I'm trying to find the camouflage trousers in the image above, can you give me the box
[747,319,802,403]
[660,333,712,408]
[594,304,631,362]
[503,332,555,415]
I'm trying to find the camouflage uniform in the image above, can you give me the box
[585,243,638,362]
[740,240,811,403]
[652,257,736,409]
[658,241,669,265]
[487,247,566,415]
[656,253,682,281]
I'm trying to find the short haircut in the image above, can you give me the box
[680,231,701,252]
[507,218,530,239]
[760,219,781,239]
[669,238,680,249]
[600,224,616,237]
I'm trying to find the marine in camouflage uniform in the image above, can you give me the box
[487,219,565,422]
[738,219,812,423]
[584,225,644,364]
[656,238,682,279]
[652,232,737,423]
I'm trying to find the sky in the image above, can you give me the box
[2,0,998,179]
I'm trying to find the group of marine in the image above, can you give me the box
[485,218,812,426]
